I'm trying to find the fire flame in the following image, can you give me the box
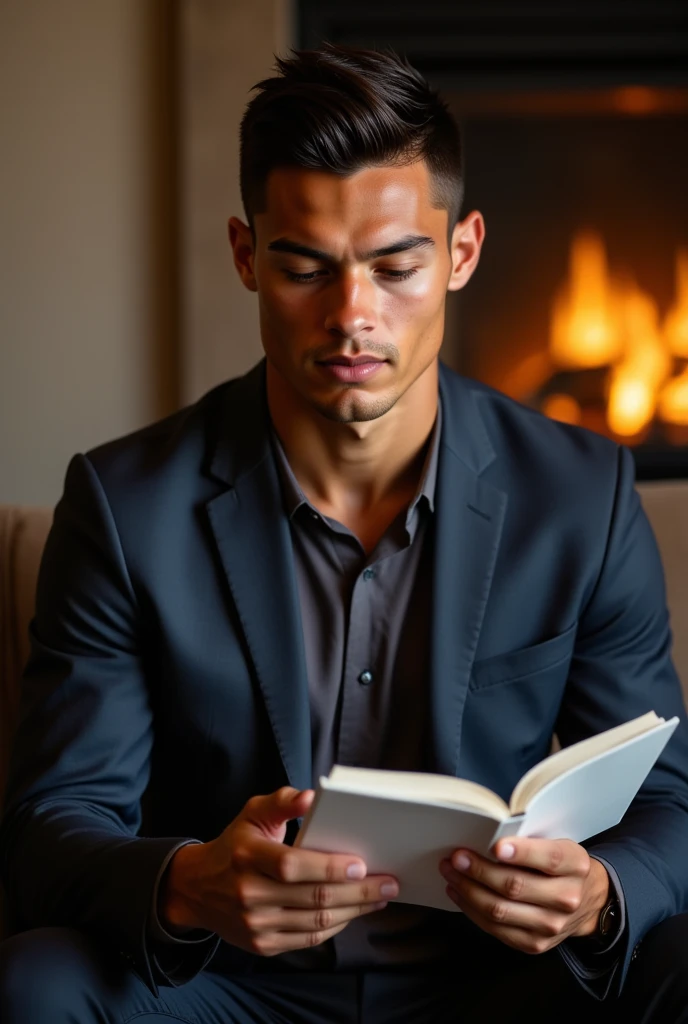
[665,248,688,358]
[608,283,670,436]
[548,231,688,440]
[659,369,688,427]
[550,231,622,368]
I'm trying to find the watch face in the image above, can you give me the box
[599,899,619,937]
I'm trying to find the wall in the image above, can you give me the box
[0,0,176,506]
[179,0,293,403]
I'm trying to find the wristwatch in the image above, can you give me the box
[597,895,621,944]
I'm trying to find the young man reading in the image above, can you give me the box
[2,45,688,1024]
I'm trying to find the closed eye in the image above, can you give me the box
[382,268,418,280]
[283,267,419,283]
[283,269,326,283]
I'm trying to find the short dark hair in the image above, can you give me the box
[239,44,463,233]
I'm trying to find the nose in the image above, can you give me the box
[323,270,377,340]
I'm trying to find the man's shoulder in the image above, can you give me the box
[84,365,263,494]
[440,363,621,479]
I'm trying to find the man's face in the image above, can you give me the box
[230,160,483,424]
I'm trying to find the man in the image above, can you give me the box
[1,44,687,1024]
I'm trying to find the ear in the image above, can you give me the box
[228,216,258,292]
[447,210,486,292]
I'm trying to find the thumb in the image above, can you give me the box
[242,787,314,840]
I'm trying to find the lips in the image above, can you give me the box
[316,355,387,384]
[319,356,386,366]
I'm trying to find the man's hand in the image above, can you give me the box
[159,787,398,956]
[440,837,610,954]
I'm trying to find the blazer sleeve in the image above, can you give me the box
[0,454,216,993]
[556,444,688,997]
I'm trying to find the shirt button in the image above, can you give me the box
[358,670,374,686]
[362,567,375,581]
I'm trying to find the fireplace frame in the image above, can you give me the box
[297,1,688,91]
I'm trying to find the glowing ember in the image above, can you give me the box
[541,393,582,425]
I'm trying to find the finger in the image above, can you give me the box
[232,869,398,910]
[249,919,351,957]
[444,875,571,946]
[440,854,582,914]
[248,899,388,936]
[237,835,372,886]
[491,837,589,878]
[240,788,315,840]
[444,895,564,957]
[251,875,398,909]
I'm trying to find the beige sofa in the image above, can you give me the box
[0,487,687,932]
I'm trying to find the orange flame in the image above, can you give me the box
[549,231,622,368]
[658,369,688,427]
[607,283,670,436]
[546,232,687,442]
[664,247,688,358]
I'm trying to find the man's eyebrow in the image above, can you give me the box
[267,239,332,261]
[266,235,436,262]
[363,235,435,259]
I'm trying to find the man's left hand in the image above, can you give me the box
[440,837,610,954]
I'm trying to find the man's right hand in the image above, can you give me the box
[159,786,398,956]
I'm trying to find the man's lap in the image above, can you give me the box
[0,928,357,1024]
[1,918,687,1024]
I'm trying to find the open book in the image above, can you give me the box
[296,711,678,912]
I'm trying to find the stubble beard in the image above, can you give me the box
[312,386,400,424]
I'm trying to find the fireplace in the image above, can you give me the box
[446,86,688,478]
[297,1,688,478]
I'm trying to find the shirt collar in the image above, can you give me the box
[271,398,442,528]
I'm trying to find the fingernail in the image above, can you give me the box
[499,842,516,860]
[380,882,399,898]
[346,862,366,879]
[373,901,388,911]
[454,853,470,871]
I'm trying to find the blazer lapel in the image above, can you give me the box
[430,370,508,776]
[205,364,312,792]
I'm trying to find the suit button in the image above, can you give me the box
[358,670,374,686]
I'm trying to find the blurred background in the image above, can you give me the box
[2,0,687,505]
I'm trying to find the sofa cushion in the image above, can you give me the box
[0,506,52,805]
[638,482,688,708]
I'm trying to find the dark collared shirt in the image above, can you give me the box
[271,407,441,787]
[270,407,465,969]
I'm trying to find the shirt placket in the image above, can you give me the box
[336,557,378,767]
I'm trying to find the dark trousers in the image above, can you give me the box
[1,915,688,1024]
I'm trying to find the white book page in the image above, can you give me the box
[510,711,661,814]
[516,718,678,842]
[326,765,510,819]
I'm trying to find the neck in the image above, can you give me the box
[266,362,439,534]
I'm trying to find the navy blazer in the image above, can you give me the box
[2,361,688,996]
